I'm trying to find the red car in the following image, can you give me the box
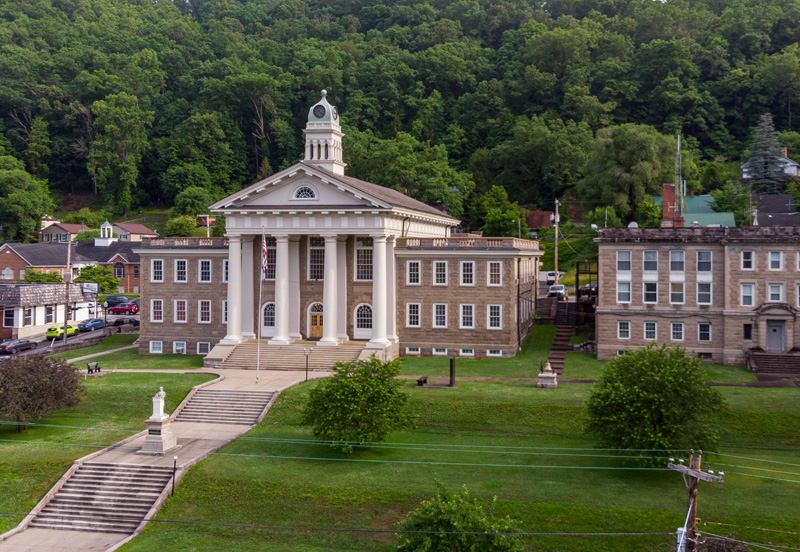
[108,302,139,315]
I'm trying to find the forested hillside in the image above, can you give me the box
[3,0,800,239]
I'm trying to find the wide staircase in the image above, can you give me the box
[747,351,800,375]
[219,340,364,370]
[29,463,173,534]
[175,389,275,425]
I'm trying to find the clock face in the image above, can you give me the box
[313,105,326,118]
[333,106,338,119]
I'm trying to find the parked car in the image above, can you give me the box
[108,302,139,315]
[579,282,598,297]
[104,296,130,308]
[112,317,139,327]
[547,284,569,300]
[0,339,38,354]
[545,271,566,285]
[78,318,108,332]
[46,325,77,338]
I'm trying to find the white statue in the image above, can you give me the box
[152,387,166,419]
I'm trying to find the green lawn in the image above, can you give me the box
[0,372,215,533]
[73,347,206,370]
[53,334,139,361]
[99,293,140,304]
[120,380,800,552]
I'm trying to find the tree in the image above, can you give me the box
[710,181,752,226]
[25,117,51,179]
[171,186,212,217]
[24,269,62,283]
[75,230,103,241]
[469,186,527,237]
[0,154,53,242]
[700,162,729,193]
[74,265,120,294]
[583,206,623,228]
[741,114,790,193]
[63,208,109,228]
[586,344,726,454]
[301,357,409,452]
[0,356,83,431]
[165,215,199,237]
[636,198,662,228]
[396,484,523,552]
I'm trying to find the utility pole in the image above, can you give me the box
[63,236,72,345]
[668,450,724,551]
[554,199,560,284]
[198,214,211,238]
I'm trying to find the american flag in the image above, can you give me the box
[261,231,269,277]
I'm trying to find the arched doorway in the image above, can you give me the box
[307,302,324,339]
[261,302,276,337]
[353,303,373,340]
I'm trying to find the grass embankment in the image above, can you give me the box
[122,378,800,552]
[0,372,216,533]
[65,347,206,370]
[53,334,139,361]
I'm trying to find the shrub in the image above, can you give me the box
[301,356,409,452]
[164,214,198,237]
[24,269,62,283]
[396,484,524,552]
[585,344,726,453]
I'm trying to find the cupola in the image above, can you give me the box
[303,90,346,175]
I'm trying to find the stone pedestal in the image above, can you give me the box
[537,360,558,389]
[137,387,181,456]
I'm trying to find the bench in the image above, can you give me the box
[416,376,428,387]
[87,361,101,374]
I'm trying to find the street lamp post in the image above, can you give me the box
[303,347,312,382]
[172,455,178,497]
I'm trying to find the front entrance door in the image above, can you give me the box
[309,303,324,339]
[766,320,785,351]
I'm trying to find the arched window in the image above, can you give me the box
[263,303,276,327]
[293,186,317,199]
[353,303,373,340]
[310,303,324,313]
[114,263,125,278]
[1,267,13,280]
[325,143,329,159]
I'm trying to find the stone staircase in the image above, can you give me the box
[219,340,364,370]
[175,389,275,424]
[29,463,173,534]
[748,351,800,375]
[547,325,572,373]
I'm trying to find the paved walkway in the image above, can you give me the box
[0,368,329,552]
[66,345,139,364]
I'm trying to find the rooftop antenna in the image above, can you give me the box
[675,134,683,219]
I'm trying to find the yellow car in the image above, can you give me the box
[46,325,78,339]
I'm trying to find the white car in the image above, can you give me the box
[547,284,568,300]
[545,271,566,285]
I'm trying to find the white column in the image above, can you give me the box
[367,235,389,347]
[319,234,339,346]
[337,236,349,342]
[387,236,398,342]
[241,236,255,339]
[221,236,242,344]
[269,235,291,345]
[288,236,302,340]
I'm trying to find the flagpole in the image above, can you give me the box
[256,227,264,383]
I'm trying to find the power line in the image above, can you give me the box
[701,531,800,551]
[699,520,800,537]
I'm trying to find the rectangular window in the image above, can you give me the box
[697,251,712,272]
[617,281,631,303]
[433,347,448,355]
[133,265,139,279]
[643,282,658,304]
[743,324,753,340]
[45,305,54,324]
[308,237,325,281]
[198,260,212,283]
[174,259,187,283]
[460,304,474,329]
[460,348,474,356]
[617,321,630,339]
[697,282,712,305]
[149,341,163,354]
[405,347,421,355]
[460,261,474,286]
[670,250,685,272]
[433,303,448,328]
[61,233,67,242]
[406,303,420,327]
[19,269,25,280]
[670,282,684,304]
[23,307,32,326]
[617,250,631,271]
[223,259,229,283]
[487,304,502,329]
[741,284,754,306]
[222,300,228,325]
[174,300,187,323]
[769,251,783,270]
[768,283,783,302]
[173,341,187,354]
[643,250,658,271]
[644,321,657,340]
[263,237,276,280]
[151,299,163,322]
[406,261,420,285]
[741,251,754,270]
[197,342,211,355]
[355,237,373,281]
[434,261,448,285]
[698,323,712,342]
[3,309,15,327]
[487,349,502,357]
[151,259,163,282]
[198,300,211,323]
[671,322,684,341]
[488,261,502,286]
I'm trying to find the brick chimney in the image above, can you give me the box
[661,183,675,228]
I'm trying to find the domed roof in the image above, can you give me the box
[307,90,339,124]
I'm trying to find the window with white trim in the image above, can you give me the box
[356,304,373,330]
[617,282,631,303]
[355,237,373,281]
[293,186,316,199]
[617,250,631,271]
[197,342,211,355]
[198,300,211,323]
[697,282,712,305]
[1,267,12,280]
[263,237,276,280]
[223,259,229,283]
[460,304,474,329]
[433,347,448,355]
[487,349,502,357]
[643,250,658,271]
[433,303,448,328]
[768,283,783,302]
[670,250,685,272]
[18,269,25,280]
[198,259,212,282]
[407,261,420,285]
[617,321,630,339]
[644,321,657,340]
[114,263,125,279]
[3,308,14,327]
[45,305,54,324]
[151,259,163,282]
[434,261,448,285]
[741,284,754,306]
[406,303,420,327]
[61,233,67,241]
[174,259,187,283]
[698,323,712,342]
[460,348,474,356]
[671,322,684,341]
[222,300,228,324]
[173,341,187,354]
[697,251,712,272]
[643,282,658,304]
[405,347,420,355]
[308,237,325,280]
[134,265,139,279]
[670,282,684,304]
[149,341,163,354]
[263,302,276,328]
[460,261,474,286]
[769,251,783,270]
[151,299,163,322]
[22,307,33,326]
[174,300,187,323]
[487,304,502,329]
[741,251,754,270]
[488,261,502,286]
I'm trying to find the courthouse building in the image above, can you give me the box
[136,92,541,363]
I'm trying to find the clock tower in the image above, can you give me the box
[303,90,346,175]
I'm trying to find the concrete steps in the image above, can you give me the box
[175,389,275,424]
[750,352,800,374]
[220,341,364,370]
[548,325,572,374]
[29,463,173,534]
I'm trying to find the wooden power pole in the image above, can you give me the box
[668,450,724,551]
[63,236,72,345]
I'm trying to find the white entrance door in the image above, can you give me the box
[353,303,373,340]
[261,302,276,338]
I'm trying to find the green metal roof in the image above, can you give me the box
[680,212,736,227]
[653,194,716,214]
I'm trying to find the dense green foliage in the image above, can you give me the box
[74,264,120,293]
[24,269,62,283]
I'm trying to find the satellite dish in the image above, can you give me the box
[627,222,639,228]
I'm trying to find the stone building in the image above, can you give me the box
[595,226,800,365]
